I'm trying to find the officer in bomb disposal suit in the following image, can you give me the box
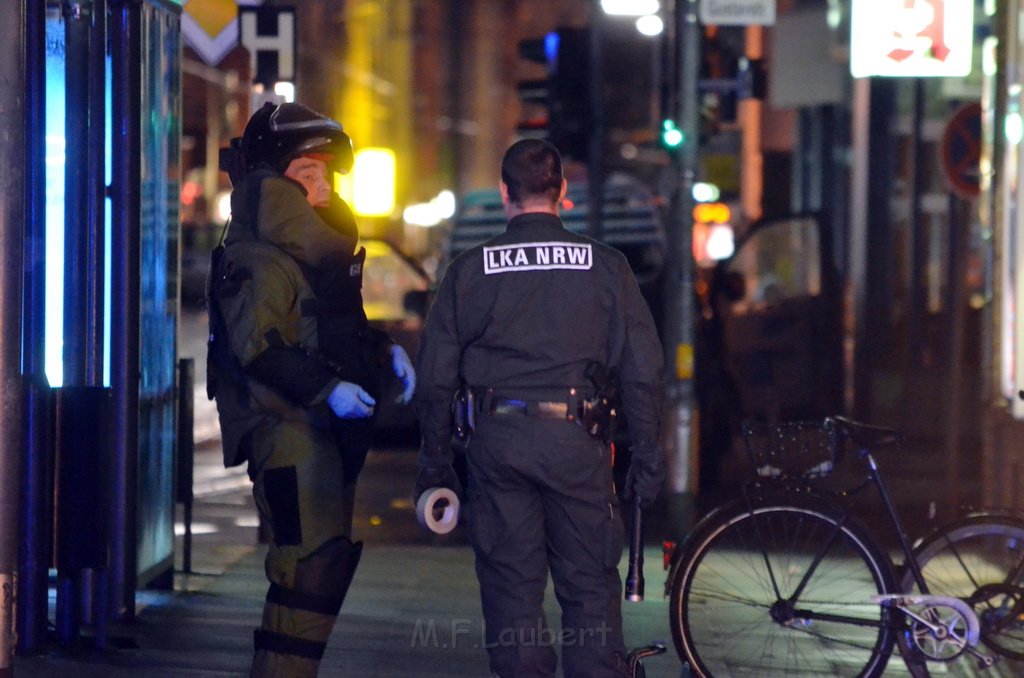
[414,138,665,677]
[208,102,415,677]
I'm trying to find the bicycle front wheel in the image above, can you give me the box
[904,515,1024,663]
[669,498,898,677]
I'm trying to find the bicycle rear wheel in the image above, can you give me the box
[669,498,898,677]
[904,515,1024,663]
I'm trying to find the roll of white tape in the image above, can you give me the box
[416,487,460,535]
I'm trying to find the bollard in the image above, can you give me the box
[54,386,112,647]
[176,358,195,573]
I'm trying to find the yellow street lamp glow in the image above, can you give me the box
[351,147,395,217]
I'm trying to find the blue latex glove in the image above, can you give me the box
[391,344,416,404]
[327,381,376,418]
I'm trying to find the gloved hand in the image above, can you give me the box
[327,381,376,419]
[390,344,416,404]
[413,463,463,506]
[623,450,665,509]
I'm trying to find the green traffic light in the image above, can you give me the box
[661,119,684,148]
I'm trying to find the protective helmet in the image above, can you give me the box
[239,102,354,176]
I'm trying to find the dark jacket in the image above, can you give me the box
[414,211,664,464]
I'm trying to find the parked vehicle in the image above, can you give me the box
[711,213,843,422]
[695,213,843,494]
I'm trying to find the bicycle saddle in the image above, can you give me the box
[827,416,902,449]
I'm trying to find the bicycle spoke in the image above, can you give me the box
[672,502,895,677]
[904,517,1024,672]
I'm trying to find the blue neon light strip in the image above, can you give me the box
[45,16,113,387]
[44,17,65,387]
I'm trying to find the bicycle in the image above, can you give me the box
[664,415,1024,677]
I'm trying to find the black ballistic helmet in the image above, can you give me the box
[239,102,354,176]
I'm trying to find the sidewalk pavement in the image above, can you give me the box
[10,318,997,678]
[13,440,687,678]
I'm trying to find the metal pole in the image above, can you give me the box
[109,0,141,622]
[18,0,54,656]
[62,0,94,387]
[0,0,26,672]
[587,2,605,242]
[663,0,699,510]
[87,0,107,385]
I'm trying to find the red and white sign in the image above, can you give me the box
[850,0,974,78]
[940,102,981,199]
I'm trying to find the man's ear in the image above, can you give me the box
[557,178,567,204]
[499,180,510,206]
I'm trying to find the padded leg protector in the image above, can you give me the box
[250,537,363,678]
[294,535,362,600]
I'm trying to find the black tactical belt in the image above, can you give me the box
[489,397,574,420]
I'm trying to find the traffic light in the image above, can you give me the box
[516,28,589,160]
[516,25,656,162]
[661,119,684,149]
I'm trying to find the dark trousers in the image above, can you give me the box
[466,414,629,678]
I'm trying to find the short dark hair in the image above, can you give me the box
[500,139,563,206]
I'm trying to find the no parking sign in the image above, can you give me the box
[941,102,981,200]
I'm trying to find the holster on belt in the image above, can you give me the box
[451,386,476,440]
[578,362,620,441]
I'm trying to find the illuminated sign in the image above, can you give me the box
[700,0,776,26]
[239,6,296,85]
[181,0,238,66]
[851,0,974,78]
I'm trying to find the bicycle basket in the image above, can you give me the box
[741,419,839,480]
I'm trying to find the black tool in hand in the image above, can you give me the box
[624,494,644,602]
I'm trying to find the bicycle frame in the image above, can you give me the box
[735,445,995,669]
[735,444,926,607]
[665,417,1017,675]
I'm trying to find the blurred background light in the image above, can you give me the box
[636,14,664,36]
[273,80,295,102]
[352,148,396,217]
[601,0,659,16]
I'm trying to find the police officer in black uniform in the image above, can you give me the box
[414,139,665,677]
[209,102,415,677]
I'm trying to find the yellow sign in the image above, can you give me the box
[184,0,236,37]
[182,0,239,66]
